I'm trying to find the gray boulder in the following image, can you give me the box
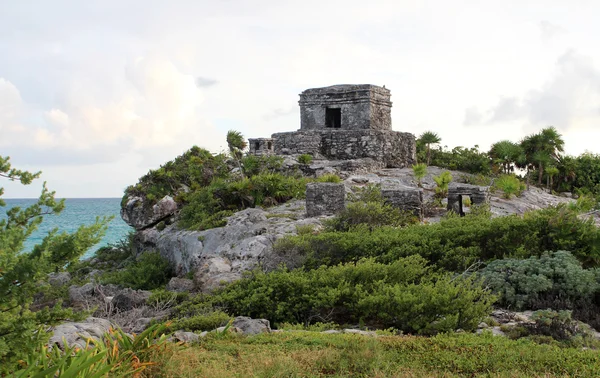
[172,330,200,343]
[166,277,195,292]
[232,316,271,335]
[48,272,71,287]
[112,288,152,311]
[68,283,96,305]
[121,195,178,230]
[49,317,112,349]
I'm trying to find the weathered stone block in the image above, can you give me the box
[381,186,424,220]
[248,138,274,156]
[306,182,345,217]
[447,183,490,216]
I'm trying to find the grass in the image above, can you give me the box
[160,331,600,377]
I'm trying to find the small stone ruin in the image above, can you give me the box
[447,183,490,216]
[305,182,345,217]
[250,84,416,168]
[248,138,274,156]
[381,185,424,220]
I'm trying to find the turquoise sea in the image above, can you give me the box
[1,198,132,259]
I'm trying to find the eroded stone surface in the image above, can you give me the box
[306,182,345,217]
[121,195,178,230]
[50,317,112,349]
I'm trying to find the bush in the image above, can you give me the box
[179,173,309,230]
[316,174,342,183]
[480,251,599,311]
[325,201,417,232]
[170,311,232,332]
[298,154,313,165]
[100,251,174,290]
[412,163,427,187]
[275,205,600,272]
[216,257,495,334]
[494,175,523,199]
[123,146,229,204]
[433,171,452,197]
[241,155,284,177]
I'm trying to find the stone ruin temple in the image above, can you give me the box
[249,84,416,168]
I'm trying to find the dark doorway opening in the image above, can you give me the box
[267,141,272,150]
[325,108,341,128]
[457,195,472,217]
[254,141,260,151]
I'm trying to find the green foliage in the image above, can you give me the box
[347,184,382,203]
[325,201,417,232]
[422,145,492,175]
[480,251,599,310]
[100,251,174,290]
[315,174,342,183]
[240,154,284,177]
[417,131,441,165]
[276,205,600,272]
[0,156,109,374]
[13,323,175,377]
[295,223,316,235]
[297,154,313,165]
[412,163,427,186]
[179,173,309,230]
[489,140,523,174]
[216,257,495,334]
[226,130,247,161]
[494,174,523,199]
[170,311,232,332]
[123,146,229,204]
[433,171,452,197]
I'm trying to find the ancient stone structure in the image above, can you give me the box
[305,182,345,217]
[248,138,274,155]
[381,185,424,220]
[447,183,490,216]
[249,84,416,168]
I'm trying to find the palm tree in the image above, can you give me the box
[226,130,247,175]
[418,131,442,166]
[520,127,565,186]
[546,166,559,190]
[489,140,523,174]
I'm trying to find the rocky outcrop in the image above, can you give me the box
[166,277,195,292]
[134,201,322,292]
[121,195,178,230]
[232,316,271,335]
[112,288,152,311]
[49,317,112,349]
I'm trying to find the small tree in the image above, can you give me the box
[433,171,452,198]
[0,155,109,373]
[546,166,559,191]
[418,131,442,166]
[412,163,427,187]
[226,130,247,175]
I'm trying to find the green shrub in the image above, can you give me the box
[295,224,316,235]
[348,184,383,203]
[316,174,342,183]
[170,311,232,332]
[433,171,452,197]
[215,257,495,334]
[480,251,599,311]
[100,251,174,290]
[412,163,427,187]
[494,174,523,199]
[123,146,229,204]
[325,201,417,232]
[275,205,600,272]
[241,155,284,177]
[179,173,309,230]
[298,154,313,165]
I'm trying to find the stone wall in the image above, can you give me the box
[305,182,346,217]
[447,183,490,215]
[272,130,416,168]
[299,84,392,131]
[381,186,424,220]
[248,138,274,156]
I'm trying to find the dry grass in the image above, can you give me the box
[157,331,600,377]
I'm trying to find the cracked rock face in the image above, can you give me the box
[134,200,323,292]
[121,195,178,230]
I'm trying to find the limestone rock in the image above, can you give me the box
[112,288,152,311]
[121,195,178,230]
[232,316,271,335]
[173,330,200,343]
[68,283,95,305]
[305,182,345,217]
[131,318,153,334]
[166,277,195,292]
[344,329,377,336]
[49,317,112,349]
[48,272,72,287]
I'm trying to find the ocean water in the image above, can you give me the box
[1,198,132,259]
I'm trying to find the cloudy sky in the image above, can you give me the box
[2,0,600,198]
